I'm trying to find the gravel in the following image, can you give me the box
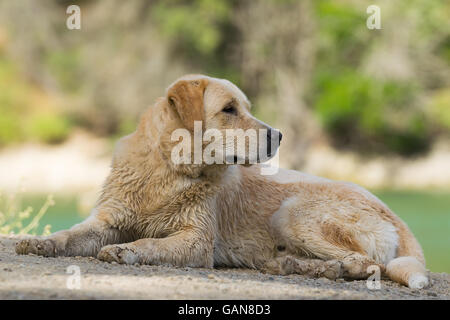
[0,235,448,300]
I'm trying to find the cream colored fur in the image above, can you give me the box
[16,74,428,288]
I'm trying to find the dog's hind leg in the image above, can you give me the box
[273,224,385,280]
[261,252,384,281]
[261,255,344,280]
[270,196,388,280]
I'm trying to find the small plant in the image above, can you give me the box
[0,191,53,236]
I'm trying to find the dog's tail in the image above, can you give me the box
[385,223,428,289]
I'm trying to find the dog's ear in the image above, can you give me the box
[167,79,208,131]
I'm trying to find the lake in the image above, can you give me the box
[20,190,450,273]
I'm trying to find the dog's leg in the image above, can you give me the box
[289,238,385,280]
[261,255,344,280]
[16,209,125,257]
[339,252,386,279]
[284,238,384,280]
[97,228,214,268]
[287,241,384,280]
[272,197,387,281]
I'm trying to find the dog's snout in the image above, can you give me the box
[266,129,281,139]
[267,129,282,144]
[266,129,282,158]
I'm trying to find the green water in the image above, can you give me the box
[21,190,450,273]
[374,191,450,273]
[21,196,85,233]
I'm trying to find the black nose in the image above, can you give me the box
[267,130,283,143]
[267,129,282,145]
[266,129,282,157]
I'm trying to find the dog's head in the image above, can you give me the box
[159,74,281,168]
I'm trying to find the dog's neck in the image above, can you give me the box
[99,126,231,213]
[97,100,236,213]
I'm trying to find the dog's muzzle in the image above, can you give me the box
[266,129,282,157]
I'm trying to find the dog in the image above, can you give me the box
[16,74,428,289]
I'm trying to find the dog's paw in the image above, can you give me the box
[15,238,57,257]
[261,258,284,275]
[261,256,303,276]
[341,254,384,279]
[320,260,343,280]
[97,245,139,265]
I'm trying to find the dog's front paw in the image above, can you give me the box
[97,245,139,265]
[15,238,57,257]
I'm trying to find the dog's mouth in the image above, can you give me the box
[224,155,254,166]
[229,142,281,165]
[256,152,276,164]
[266,129,282,159]
[226,155,245,165]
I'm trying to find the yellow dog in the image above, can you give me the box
[16,74,428,289]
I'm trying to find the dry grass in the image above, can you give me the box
[0,190,53,235]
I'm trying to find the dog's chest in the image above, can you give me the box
[128,185,217,239]
[128,205,187,239]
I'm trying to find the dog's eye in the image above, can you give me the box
[222,104,237,115]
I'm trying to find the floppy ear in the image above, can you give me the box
[167,79,208,131]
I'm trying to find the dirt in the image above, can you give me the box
[0,235,448,300]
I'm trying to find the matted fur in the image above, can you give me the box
[15,74,428,288]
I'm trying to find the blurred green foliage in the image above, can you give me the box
[152,0,232,55]
[45,49,82,93]
[309,0,448,155]
[314,70,429,154]
[26,113,71,144]
[0,57,27,144]
[0,0,448,155]
[430,89,450,131]
[151,0,240,84]
[0,54,72,145]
